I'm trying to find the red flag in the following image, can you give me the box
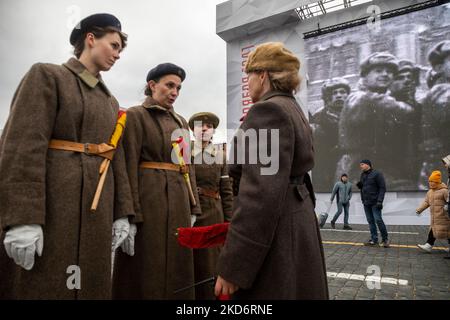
[177,223,229,249]
[176,222,231,300]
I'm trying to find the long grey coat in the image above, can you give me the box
[112,97,202,299]
[0,58,134,299]
[217,91,329,300]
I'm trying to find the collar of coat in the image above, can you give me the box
[63,58,112,96]
[191,141,217,158]
[142,96,184,128]
[430,183,448,191]
[240,91,294,122]
[259,90,295,102]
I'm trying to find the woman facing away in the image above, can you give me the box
[214,42,329,300]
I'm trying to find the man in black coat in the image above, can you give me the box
[356,159,390,248]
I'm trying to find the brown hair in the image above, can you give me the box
[73,26,128,58]
[144,77,162,97]
[268,70,301,94]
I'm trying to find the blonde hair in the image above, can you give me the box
[268,70,301,94]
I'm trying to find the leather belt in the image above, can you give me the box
[48,139,115,160]
[197,187,220,199]
[140,161,189,174]
[289,175,305,185]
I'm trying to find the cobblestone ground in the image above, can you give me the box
[320,224,450,300]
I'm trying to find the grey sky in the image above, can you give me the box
[0,0,228,142]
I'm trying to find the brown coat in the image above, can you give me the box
[417,183,450,239]
[191,142,233,299]
[112,97,201,299]
[0,58,134,299]
[217,91,329,300]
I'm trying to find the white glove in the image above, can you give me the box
[3,224,43,270]
[120,223,137,256]
[112,217,130,251]
[191,215,197,227]
[444,204,448,212]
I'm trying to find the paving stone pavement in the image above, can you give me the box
[320,223,450,300]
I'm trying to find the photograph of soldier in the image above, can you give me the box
[310,78,350,189]
[338,52,415,189]
[188,112,233,300]
[305,3,450,192]
[419,41,450,188]
[389,59,423,186]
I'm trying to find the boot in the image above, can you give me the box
[417,243,433,253]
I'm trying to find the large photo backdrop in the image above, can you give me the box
[306,3,450,192]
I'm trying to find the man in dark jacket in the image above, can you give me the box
[356,159,389,248]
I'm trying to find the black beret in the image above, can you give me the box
[70,13,122,45]
[146,63,186,82]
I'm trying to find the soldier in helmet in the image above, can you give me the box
[188,112,233,300]
[338,52,415,190]
[390,60,421,106]
[419,42,450,188]
[427,40,450,86]
[310,78,350,190]
[420,84,450,185]
[389,60,423,188]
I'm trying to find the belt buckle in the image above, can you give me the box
[84,143,91,155]
[179,165,188,174]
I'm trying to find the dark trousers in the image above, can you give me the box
[363,205,388,242]
[426,229,450,245]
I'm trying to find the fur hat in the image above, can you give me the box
[428,40,450,69]
[396,60,420,85]
[429,170,442,183]
[245,42,300,74]
[321,77,351,101]
[360,52,398,77]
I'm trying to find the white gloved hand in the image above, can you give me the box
[444,204,448,212]
[112,217,130,251]
[3,224,43,270]
[191,215,197,227]
[120,223,137,256]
